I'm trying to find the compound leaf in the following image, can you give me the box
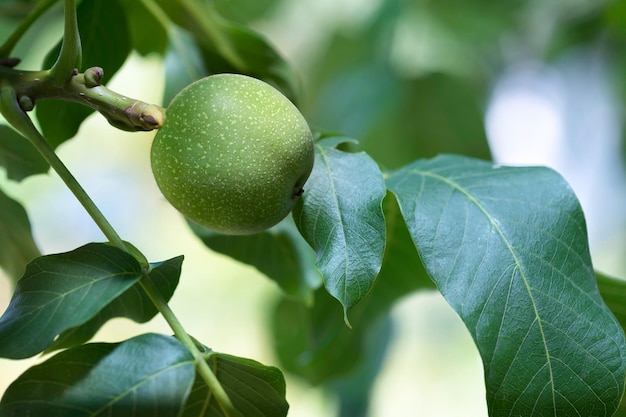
[386,154,626,416]
[293,137,386,320]
[0,242,142,359]
[181,352,288,417]
[0,333,195,417]
[46,255,183,352]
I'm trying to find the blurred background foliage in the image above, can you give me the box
[1,0,626,416]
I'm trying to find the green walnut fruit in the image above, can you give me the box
[151,73,314,235]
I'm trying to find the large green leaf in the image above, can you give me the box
[0,186,40,284]
[293,137,386,319]
[191,219,321,304]
[386,154,626,416]
[181,352,289,417]
[0,124,48,181]
[0,333,195,417]
[46,255,184,352]
[0,242,142,359]
[36,0,131,148]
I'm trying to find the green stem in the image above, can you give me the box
[50,0,81,84]
[139,276,241,417]
[0,67,164,131]
[0,86,238,416]
[0,87,126,248]
[0,0,59,59]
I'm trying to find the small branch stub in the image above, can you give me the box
[67,67,165,131]
[0,64,165,132]
[84,66,103,87]
[18,95,34,111]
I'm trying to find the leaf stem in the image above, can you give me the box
[0,0,59,59]
[0,85,240,416]
[50,0,81,85]
[0,66,165,131]
[138,275,242,417]
[1,3,234,411]
[0,86,125,249]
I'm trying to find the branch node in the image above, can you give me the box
[84,66,103,88]
[18,95,34,111]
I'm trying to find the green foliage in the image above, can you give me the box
[0,187,40,283]
[154,0,300,102]
[192,220,321,304]
[0,334,196,416]
[0,243,143,359]
[181,352,289,417]
[0,125,47,180]
[0,1,625,416]
[36,0,132,147]
[294,137,386,318]
[387,155,626,415]
[46,255,183,352]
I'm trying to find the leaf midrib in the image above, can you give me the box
[414,168,556,413]
[315,143,350,300]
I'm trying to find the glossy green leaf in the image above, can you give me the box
[36,0,131,148]
[0,124,48,180]
[181,352,288,417]
[386,154,626,416]
[0,333,195,417]
[191,219,321,304]
[163,25,208,106]
[293,137,386,319]
[155,0,300,103]
[271,194,432,384]
[0,186,40,284]
[0,242,142,359]
[46,255,183,352]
